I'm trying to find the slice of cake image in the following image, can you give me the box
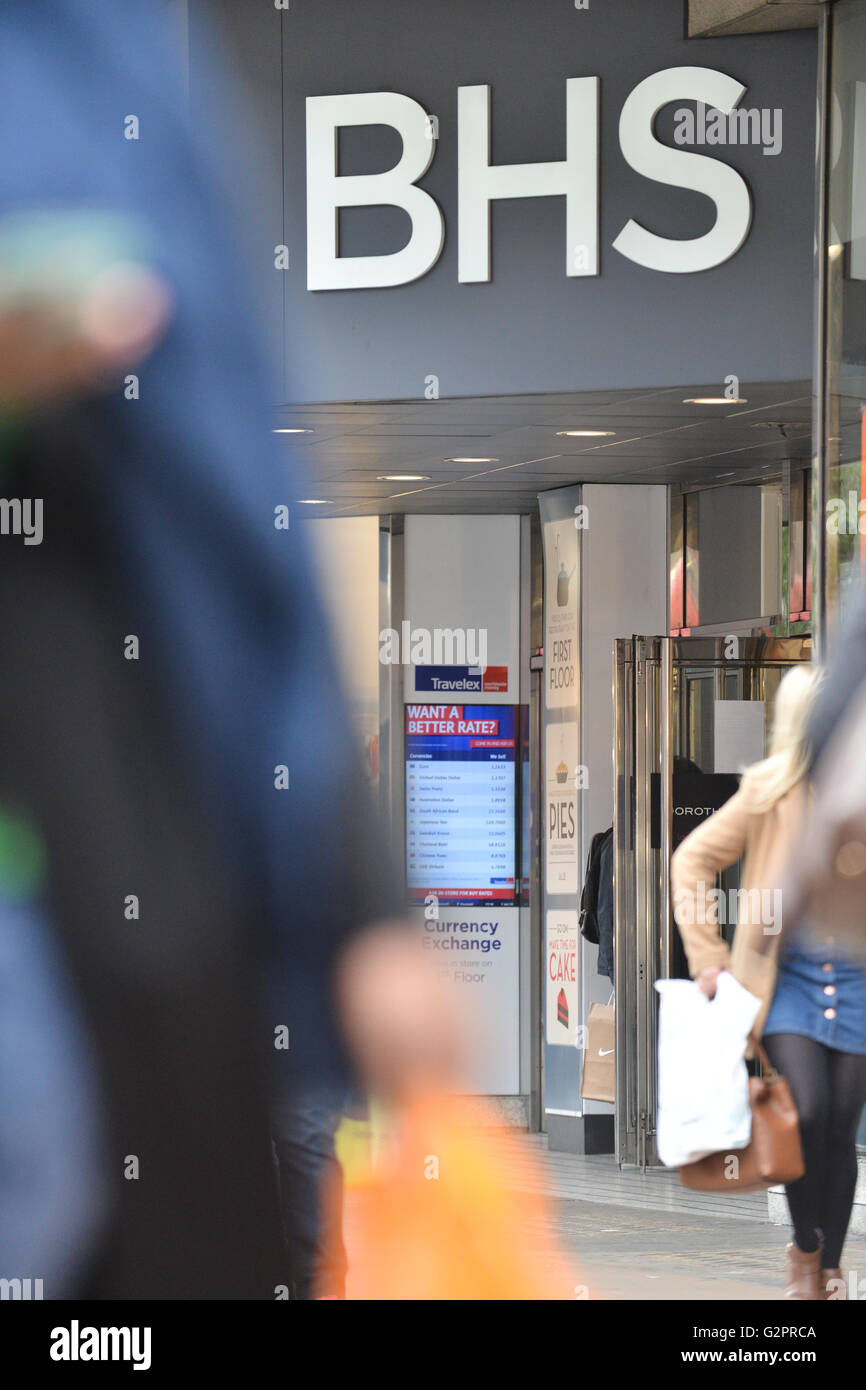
[557,987,569,1030]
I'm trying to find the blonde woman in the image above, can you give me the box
[672,665,866,1301]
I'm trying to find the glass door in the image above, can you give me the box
[613,635,810,1169]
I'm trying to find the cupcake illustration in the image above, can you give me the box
[553,534,575,606]
[556,560,574,607]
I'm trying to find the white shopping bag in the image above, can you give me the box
[654,972,762,1168]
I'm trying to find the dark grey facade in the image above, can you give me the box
[192,0,816,404]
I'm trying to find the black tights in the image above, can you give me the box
[763,1034,866,1268]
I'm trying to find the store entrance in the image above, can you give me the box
[612,634,810,1169]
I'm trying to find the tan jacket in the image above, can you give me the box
[670,775,808,1040]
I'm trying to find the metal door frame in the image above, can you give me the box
[614,635,810,1169]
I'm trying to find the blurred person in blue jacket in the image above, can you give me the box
[0,0,413,1299]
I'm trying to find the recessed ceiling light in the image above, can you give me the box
[683,397,748,405]
[443,456,499,464]
[377,473,431,481]
[273,427,314,434]
[297,498,329,505]
[555,429,615,437]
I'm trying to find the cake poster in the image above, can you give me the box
[546,910,579,1046]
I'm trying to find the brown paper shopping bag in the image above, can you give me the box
[580,1001,615,1103]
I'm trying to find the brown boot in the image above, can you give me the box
[821,1268,847,1300]
[785,1242,822,1300]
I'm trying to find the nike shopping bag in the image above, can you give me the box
[580,1002,615,1103]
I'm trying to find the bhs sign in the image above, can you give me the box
[306,67,754,290]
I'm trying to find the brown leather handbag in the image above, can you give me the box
[679,1041,804,1192]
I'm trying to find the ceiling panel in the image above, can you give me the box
[273,380,812,514]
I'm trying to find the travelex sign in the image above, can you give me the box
[306,67,756,290]
[414,665,508,694]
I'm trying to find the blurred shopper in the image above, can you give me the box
[0,0,574,1305]
[672,667,866,1301]
[271,1096,348,1300]
[786,587,866,945]
[0,221,174,1295]
[808,591,866,768]
[0,0,405,1298]
[335,926,578,1300]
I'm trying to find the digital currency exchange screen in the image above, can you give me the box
[405,703,517,906]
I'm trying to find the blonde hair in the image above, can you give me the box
[741,664,823,814]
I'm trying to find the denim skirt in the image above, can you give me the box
[764,938,866,1055]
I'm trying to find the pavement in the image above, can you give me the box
[540,1197,804,1299]
[509,1140,866,1300]
[340,1123,866,1299]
